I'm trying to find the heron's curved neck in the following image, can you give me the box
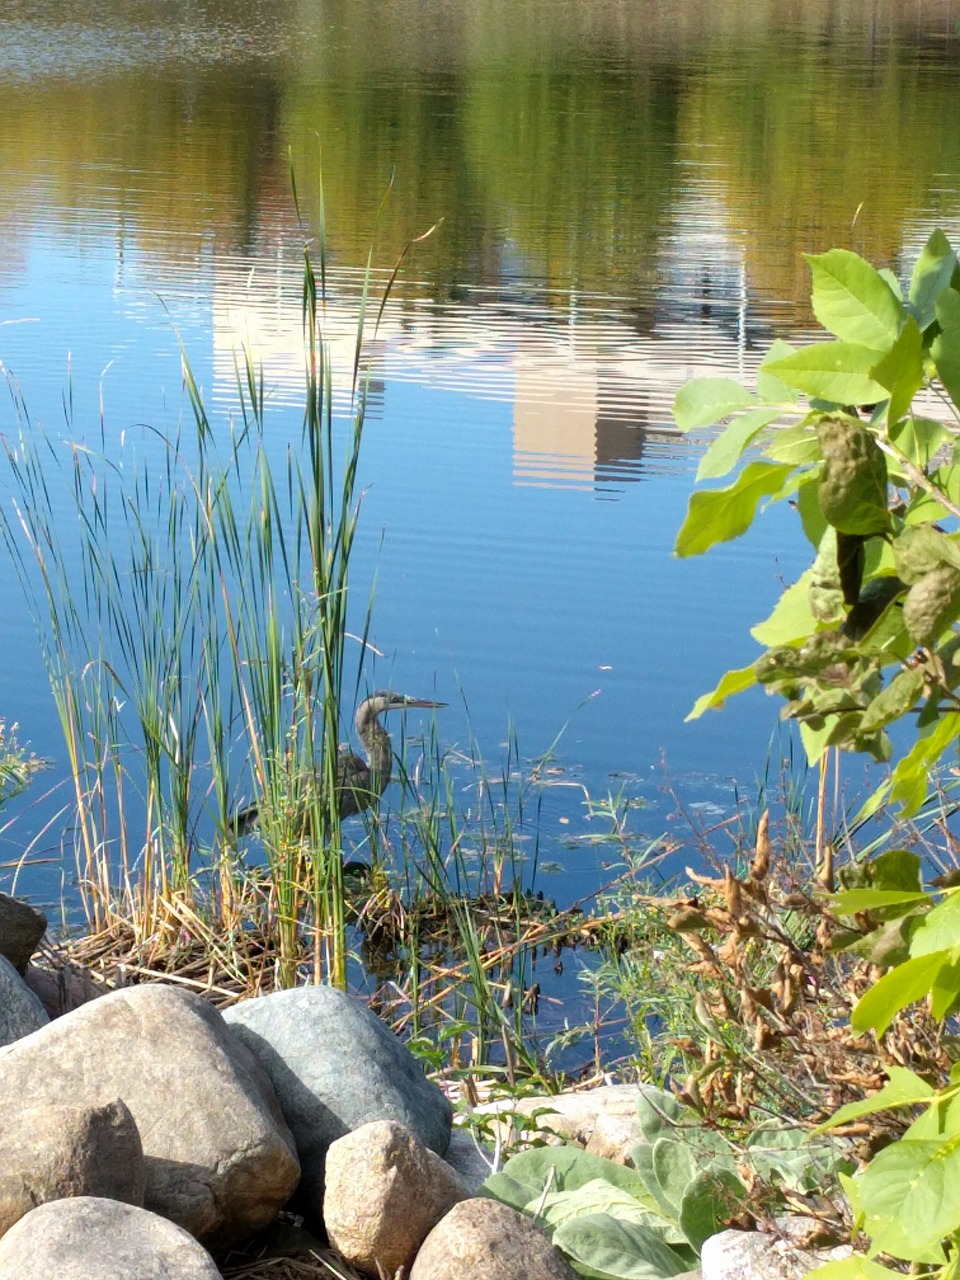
[356,702,392,793]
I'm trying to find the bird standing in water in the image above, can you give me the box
[232,691,445,836]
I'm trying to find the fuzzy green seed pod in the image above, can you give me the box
[817,416,889,536]
[902,564,960,646]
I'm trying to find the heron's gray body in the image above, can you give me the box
[232,691,444,836]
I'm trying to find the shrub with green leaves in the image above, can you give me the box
[809,851,960,1276]
[481,1086,849,1280]
[674,229,960,817]
[674,230,960,1278]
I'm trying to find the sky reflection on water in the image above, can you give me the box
[0,1,959,924]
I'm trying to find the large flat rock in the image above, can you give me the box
[0,985,300,1244]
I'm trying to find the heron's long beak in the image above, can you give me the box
[403,697,446,709]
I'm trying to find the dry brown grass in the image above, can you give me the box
[220,1245,367,1280]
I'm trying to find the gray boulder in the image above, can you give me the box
[0,893,46,974]
[0,985,300,1245]
[443,1129,495,1194]
[411,1198,580,1280]
[0,1197,223,1279]
[0,954,48,1047]
[0,1099,144,1237]
[222,985,452,1206]
[24,958,104,1018]
[323,1120,469,1275]
[700,1219,852,1280]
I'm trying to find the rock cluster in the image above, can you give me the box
[0,895,856,1280]
[0,895,542,1278]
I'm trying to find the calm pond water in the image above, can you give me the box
[1,1,959,946]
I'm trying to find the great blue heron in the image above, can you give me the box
[232,691,445,836]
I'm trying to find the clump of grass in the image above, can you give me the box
[3,252,630,1077]
[0,178,400,989]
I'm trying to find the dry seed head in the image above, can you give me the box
[751,810,771,881]
[724,866,744,917]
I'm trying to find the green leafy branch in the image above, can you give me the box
[805,845,960,1274]
[675,230,960,815]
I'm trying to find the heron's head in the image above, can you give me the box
[366,690,447,714]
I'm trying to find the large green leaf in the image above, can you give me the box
[870,316,923,428]
[552,1214,689,1280]
[930,952,960,1020]
[799,715,837,764]
[902,1093,960,1141]
[482,1147,652,1215]
[828,888,931,915]
[889,415,951,472]
[674,379,756,432]
[878,267,903,301]
[851,948,952,1035]
[533,1180,663,1233]
[910,891,960,957]
[762,422,822,466]
[797,469,828,547]
[685,665,757,721]
[764,342,888,405]
[859,1133,960,1254]
[858,668,926,732]
[850,850,925,920]
[750,571,817,646]
[909,228,958,332]
[889,711,960,815]
[677,1166,748,1252]
[812,1065,934,1133]
[905,455,960,525]
[864,849,923,892]
[651,1139,698,1216]
[635,1089,698,1144]
[849,1157,947,1264]
[862,1213,947,1268]
[841,916,915,968]
[674,462,793,557]
[630,1145,683,1232]
[744,1126,851,1191]
[696,407,781,481]
[932,287,960,410]
[756,339,799,403]
[807,1260,910,1280]
[806,249,903,349]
